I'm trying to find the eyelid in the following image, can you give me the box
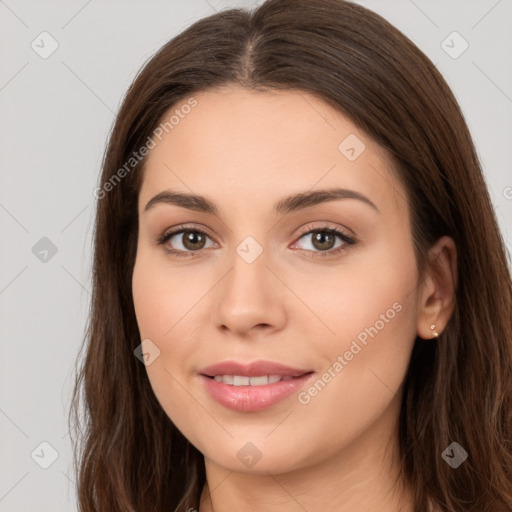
[157,223,216,242]
[294,221,355,240]
[158,221,354,241]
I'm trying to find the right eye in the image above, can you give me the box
[157,226,216,257]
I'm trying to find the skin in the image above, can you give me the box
[132,85,457,512]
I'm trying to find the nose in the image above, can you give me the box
[213,248,287,338]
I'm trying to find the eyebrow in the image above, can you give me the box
[143,187,380,216]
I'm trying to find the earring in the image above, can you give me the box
[430,324,439,338]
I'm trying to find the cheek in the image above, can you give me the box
[297,303,416,460]
[295,246,419,441]
[132,245,206,341]
[131,248,211,437]
[132,251,200,382]
[287,236,418,354]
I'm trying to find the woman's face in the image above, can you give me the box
[132,85,424,474]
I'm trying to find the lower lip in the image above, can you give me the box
[199,373,315,412]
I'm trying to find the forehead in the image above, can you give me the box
[139,85,406,218]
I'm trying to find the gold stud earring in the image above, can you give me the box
[430,324,439,338]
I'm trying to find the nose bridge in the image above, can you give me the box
[213,229,286,334]
[224,233,271,301]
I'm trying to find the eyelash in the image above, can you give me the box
[156,223,357,259]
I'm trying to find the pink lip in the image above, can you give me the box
[199,360,315,412]
[199,360,312,378]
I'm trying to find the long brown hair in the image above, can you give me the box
[69,0,512,510]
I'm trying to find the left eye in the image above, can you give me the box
[291,225,356,258]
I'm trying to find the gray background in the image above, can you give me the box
[0,0,511,510]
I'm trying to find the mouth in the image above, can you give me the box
[198,360,315,412]
[199,359,313,379]
[202,373,313,386]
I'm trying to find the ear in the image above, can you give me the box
[416,236,458,340]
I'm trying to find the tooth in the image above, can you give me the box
[233,375,250,386]
[212,374,291,385]
[249,375,269,386]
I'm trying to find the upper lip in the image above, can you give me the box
[199,360,313,378]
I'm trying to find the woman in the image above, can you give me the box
[69,0,512,511]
